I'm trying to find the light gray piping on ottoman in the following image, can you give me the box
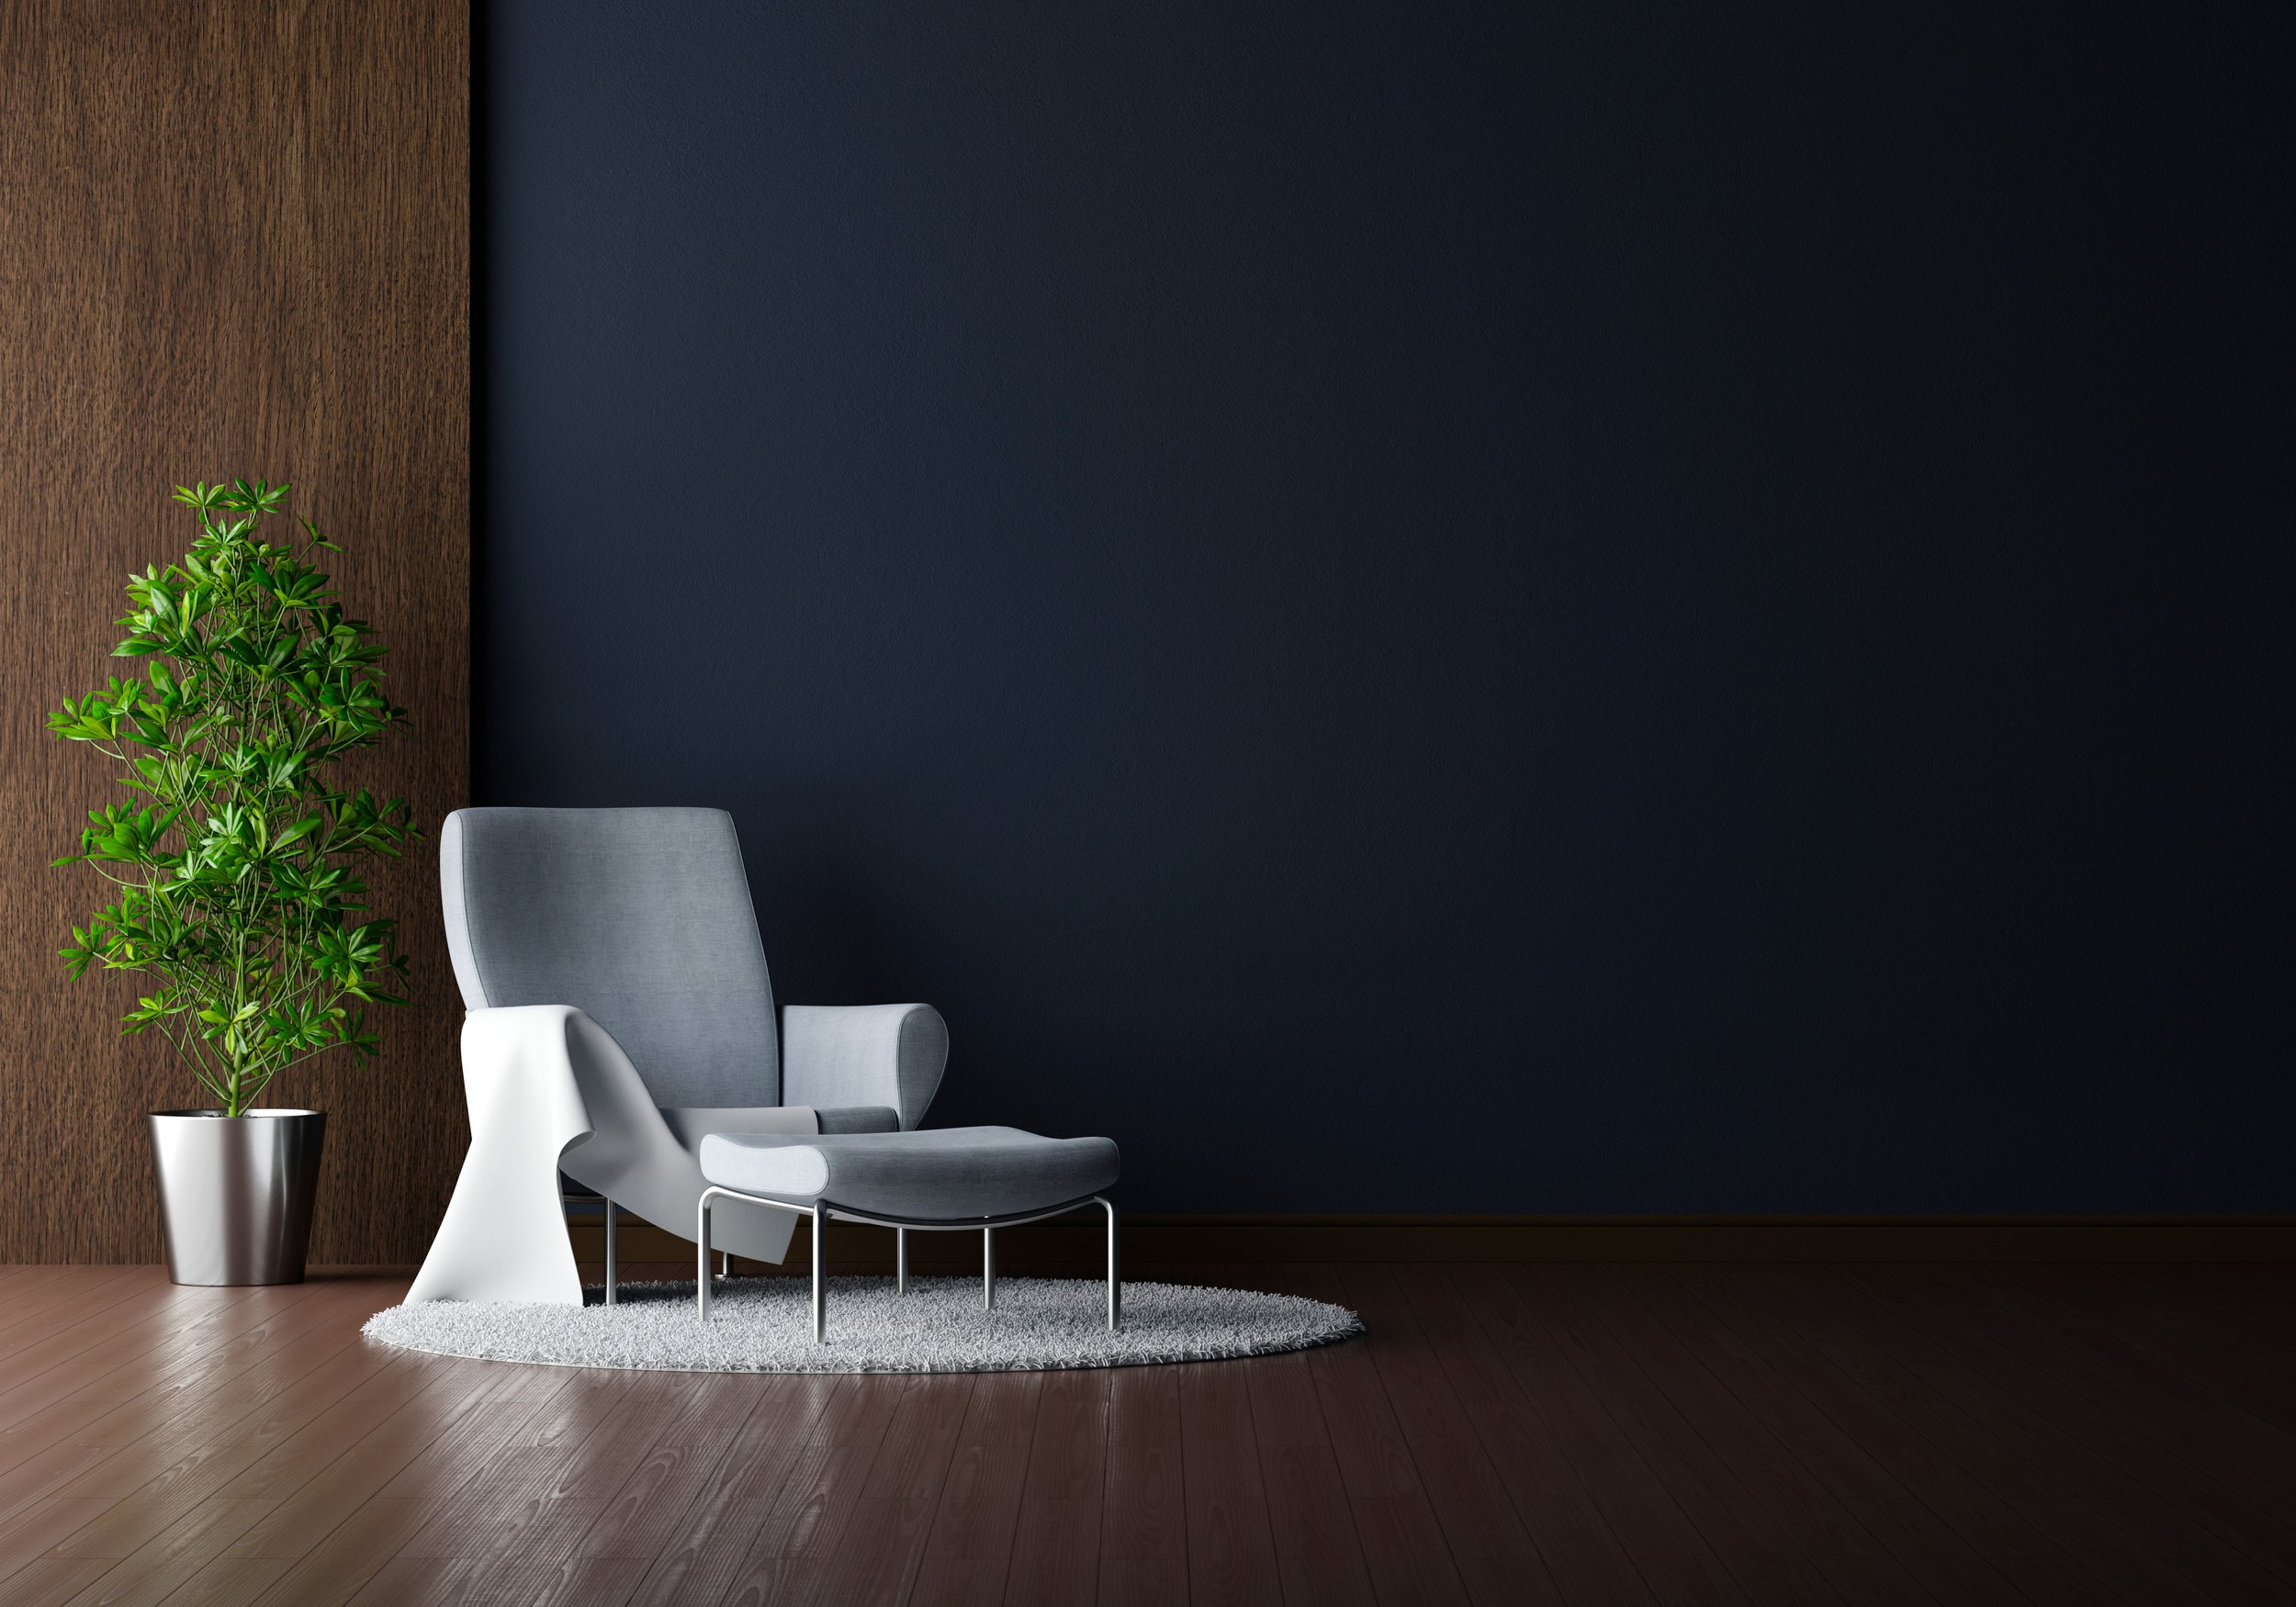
[697,1187,1120,1343]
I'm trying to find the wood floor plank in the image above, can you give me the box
[221,1438,427,1558]
[393,1370,640,1557]
[1666,1261,2122,1605]
[65,1294,392,1478]
[62,1284,350,1446]
[1100,1555,1192,1607]
[1275,1552,1379,1607]
[163,1553,296,1604]
[1415,1266,1660,1605]
[0,1289,289,1470]
[1846,1264,2296,1593]
[1182,1492,1281,1607]
[51,1493,275,1607]
[1762,1264,2269,1604]
[0,1554,115,1605]
[925,1442,1029,1560]
[810,1374,907,1448]
[959,1372,1044,1448]
[0,1271,149,1358]
[1671,1258,2103,1598]
[1004,1495,1100,1607]
[578,1376,777,1559]
[2135,1266,2296,1356]
[1509,1264,1844,1605]
[780,1492,935,1607]
[213,1362,452,1500]
[246,1494,436,1607]
[0,1270,167,1351]
[1352,1492,1474,1607]
[1447,1264,1719,1590]
[0,1264,2290,1607]
[1103,1441,1183,1560]
[49,1442,271,1556]
[1562,1264,1940,1607]
[2021,1264,2296,1437]
[1956,1262,2296,1499]
[1021,1366,1109,1501]
[1257,1440,1358,1558]
[557,1373,715,1501]
[621,1494,771,1607]
[617,1380,845,1603]
[1176,1359,1261,1507]
[0,1441,118,1526]
[339,1554,478,1604]
[12,1304,363,1506]
[743,1442,878,1561]
[906,1554,1007,1607]
[1339,1264,1544,1564]
[1278,1265,1421,1501]
[692,1374,843,1502]
[456,1531,648,1605]
[1107,1366,1178,1449]
[1241,1349,1323,1447]
[0,1496,114,1585]
[863,1373,974,1500]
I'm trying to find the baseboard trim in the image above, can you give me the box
[564,1210,2296,1267]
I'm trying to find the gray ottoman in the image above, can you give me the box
[695,1125,1121,1341]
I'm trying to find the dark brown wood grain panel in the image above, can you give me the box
[0,1,469,1264]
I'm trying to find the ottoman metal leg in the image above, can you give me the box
[696,1193,714,1321]
[811,1206,827,1343]
[1098,1196,1120,1332]
[694,1185,1115,1339]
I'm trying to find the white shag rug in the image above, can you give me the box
[363,1275,1363,1374]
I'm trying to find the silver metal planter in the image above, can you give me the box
[148,1109,326,1286]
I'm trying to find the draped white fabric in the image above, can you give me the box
[406,1006,816,1304]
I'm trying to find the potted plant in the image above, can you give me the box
[49,479,416,1285]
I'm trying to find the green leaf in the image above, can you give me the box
[51,478,415,1102]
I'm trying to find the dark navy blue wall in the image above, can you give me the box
[478,3,2291,1212]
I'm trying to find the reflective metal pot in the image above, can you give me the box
[148,1109,326,1285]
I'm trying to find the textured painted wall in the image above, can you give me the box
[0,2,469,1262]
[479,3,2291,1212]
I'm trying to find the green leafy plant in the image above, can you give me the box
[48,478,417,1117]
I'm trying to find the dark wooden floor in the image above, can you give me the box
[0,1262,2289,1605]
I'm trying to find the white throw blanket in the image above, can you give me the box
[407,1005,820,1304]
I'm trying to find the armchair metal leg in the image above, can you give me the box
[1099,1196,1120,1332]
[895,1228,909,1294]
[696,1194,714,1321]
[602,1197,618,1306]
[983,1227,996,1310]
[811,1207,827,1343]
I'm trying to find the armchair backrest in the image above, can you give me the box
[440,806,780,1107]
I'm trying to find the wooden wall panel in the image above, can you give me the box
[0,2,468,1263]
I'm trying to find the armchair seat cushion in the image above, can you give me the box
[699,1125,1120,1221]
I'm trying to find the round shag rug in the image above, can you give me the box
[362,1275,1363,1374]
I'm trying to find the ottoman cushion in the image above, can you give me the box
[699,1125,1120,1220]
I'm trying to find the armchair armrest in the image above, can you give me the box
[781,1004,948,1130]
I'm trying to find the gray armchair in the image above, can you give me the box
[406,806,947,1304]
